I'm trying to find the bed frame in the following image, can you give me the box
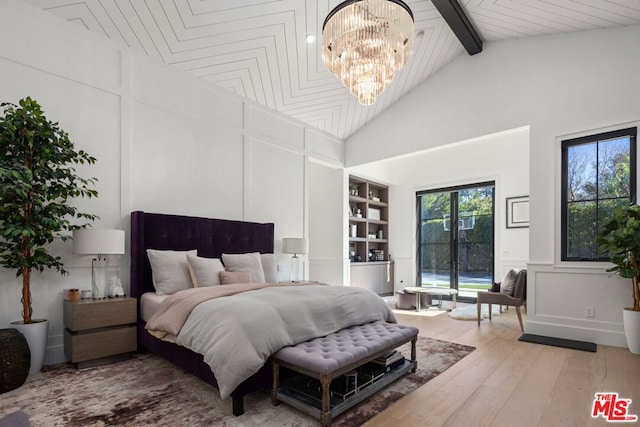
[130,211,275,416]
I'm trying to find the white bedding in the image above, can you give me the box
[140,292,168,322]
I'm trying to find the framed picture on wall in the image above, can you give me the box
[506,196,529,228]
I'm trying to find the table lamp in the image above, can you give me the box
[282,237,307,282]
[73,229,125,298]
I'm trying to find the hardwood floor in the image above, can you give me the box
[366,304,640,427]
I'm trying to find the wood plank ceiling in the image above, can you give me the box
[21,0,640,140]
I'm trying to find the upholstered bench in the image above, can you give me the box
[271,321,418,426]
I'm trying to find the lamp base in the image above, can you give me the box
[290,255,300,282]
[92,258,107,299]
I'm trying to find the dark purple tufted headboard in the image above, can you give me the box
[130,211,274,299]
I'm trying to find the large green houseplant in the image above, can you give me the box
[0,97,98,373]
[597,204,640,353]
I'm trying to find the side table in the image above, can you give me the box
[63,297,137,368]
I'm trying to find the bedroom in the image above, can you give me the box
[0,0,639,425]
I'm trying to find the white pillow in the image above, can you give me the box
[187,254,225,287]
[500,269,517,296]
[146,249,197,295]
[221,252,266,283]
[261,253,278,283]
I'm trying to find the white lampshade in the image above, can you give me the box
[73,229,125,255]
[282,237,307,255]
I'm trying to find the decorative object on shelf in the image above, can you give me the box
[597,205,640,354]
[350,224,358,238]
[368,208,381,221]
[63,289,80,301]
[322,0,414,105]
[73,229,125,299]
[282,237,308,282]
[377,229,384,239]
[349,183,359,196]
[108,275,125,297]
[0,97,99,376]
[370,250,385,261]
[506,195,529,228]
[356,209,363,218]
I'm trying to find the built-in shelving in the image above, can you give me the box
[348,175,393,295]
[348,176,389,263]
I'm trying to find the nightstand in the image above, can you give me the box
[63,297,137,368]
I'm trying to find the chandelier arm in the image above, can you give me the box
[322,0,414,30]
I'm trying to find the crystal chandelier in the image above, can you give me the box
[322,0,414,106]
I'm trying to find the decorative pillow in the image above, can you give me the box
[219,270,252,285]
[490,282,501,292]
[187,254,225,287]
[221,252,266,283]
[146,249,197,295]
[499,269,517,295]
[261,253,278,283]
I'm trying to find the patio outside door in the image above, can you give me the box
[416,182,495,302]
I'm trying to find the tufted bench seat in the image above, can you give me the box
[271,321,418,426]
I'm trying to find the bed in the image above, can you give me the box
[130,211,395,416]
[130,211,276,415]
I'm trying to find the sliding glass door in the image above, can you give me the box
[416,182,495,301]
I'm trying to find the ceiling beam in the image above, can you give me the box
[432,0,483,55]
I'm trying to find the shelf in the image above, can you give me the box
[366,199,388,207]
[348,195,370,203]
[348,216,367,223]
[276,360,414,421]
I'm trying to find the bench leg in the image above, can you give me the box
[271,359,281,406]
[411,336,417,373]
[320,375,332,427]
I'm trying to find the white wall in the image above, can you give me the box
[347,24,640,347]
[308,161,345,285]
[0,0,344,364]
[350,127,529,291]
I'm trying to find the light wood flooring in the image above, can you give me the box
[365,304,640,427]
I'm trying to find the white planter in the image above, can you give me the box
[10,319,49,375]
[623,309,640,355]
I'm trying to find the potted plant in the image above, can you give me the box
[597,204,640,354]
[0,97,98,375]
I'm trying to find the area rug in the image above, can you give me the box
[448,304,502,320]
[0,337,474,426]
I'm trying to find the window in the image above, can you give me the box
[561,127,637,261]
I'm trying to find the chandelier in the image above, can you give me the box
[322,0,414,106]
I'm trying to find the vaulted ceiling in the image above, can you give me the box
[22,0,640,140]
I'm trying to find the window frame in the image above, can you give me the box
[560,127,637,261]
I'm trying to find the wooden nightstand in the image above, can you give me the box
[63,297,137,368]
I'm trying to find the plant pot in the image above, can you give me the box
[0,329,30,393]
[623,308,640,354]
[10,319,49,375]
